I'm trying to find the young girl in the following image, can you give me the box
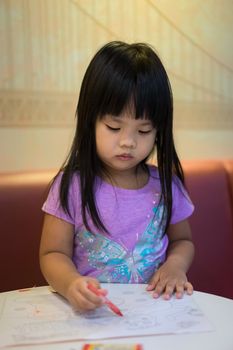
[40,41,195,312]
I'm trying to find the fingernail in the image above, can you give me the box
[153,293,159,298]
[164,294,170,300]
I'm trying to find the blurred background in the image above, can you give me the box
[0,0,232,172]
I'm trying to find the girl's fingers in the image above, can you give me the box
[70,292,98,311]
[146,284,155,291]
[184,281,194,295]
[85,280,107,299]
[150,281,193,299]
[96,288,108,296]
[83,285,105,305]
[147,275,193,300]
[146,273,160,291]
[175,283,185,299]
[163,283,176,300]
[69,279,106,310]
[152,281,166,298]
[176,281,193,298]
[85,290,104,305]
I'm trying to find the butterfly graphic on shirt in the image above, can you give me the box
[75,204,168,283]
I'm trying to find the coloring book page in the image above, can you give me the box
[0,284,213,348]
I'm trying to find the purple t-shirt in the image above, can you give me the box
[42,165,194,283]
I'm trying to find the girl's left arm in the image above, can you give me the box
[147,219,195,299]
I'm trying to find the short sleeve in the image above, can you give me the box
[170,176,194,224]
[42,172,76,225]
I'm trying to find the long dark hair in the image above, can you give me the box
[57,41,184,234]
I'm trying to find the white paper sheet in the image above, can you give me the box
[0,284,213,347]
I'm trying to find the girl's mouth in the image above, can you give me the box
[116,154,133,160]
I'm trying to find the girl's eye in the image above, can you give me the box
[138,130,152,134]
[106,124,120,132]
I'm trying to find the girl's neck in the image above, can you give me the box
[101,165,149,190]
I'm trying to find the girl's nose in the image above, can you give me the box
[119,132,136,149]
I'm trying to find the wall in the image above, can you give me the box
[0,0,232,172]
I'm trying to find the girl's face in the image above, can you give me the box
[95,111,156,176]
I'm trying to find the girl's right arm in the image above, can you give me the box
[39,213,106,311]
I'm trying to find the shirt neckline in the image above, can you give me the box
[96,165,159,196]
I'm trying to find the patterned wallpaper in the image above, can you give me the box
[0,0,232,128]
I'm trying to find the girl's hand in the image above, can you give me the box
[65,276,107,311]
[146,261,193,300]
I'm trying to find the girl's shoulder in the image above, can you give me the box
[43,170,82,225]
[147,163,185,188]
[50,169,81,195]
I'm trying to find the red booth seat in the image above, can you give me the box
[0,160,233,298]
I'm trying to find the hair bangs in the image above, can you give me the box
[133,63,173,131]
[96,69,134,118]
[93,46,172,132]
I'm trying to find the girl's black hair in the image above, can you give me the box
[57,41,184,234]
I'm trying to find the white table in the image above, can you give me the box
[0,285,233,350]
